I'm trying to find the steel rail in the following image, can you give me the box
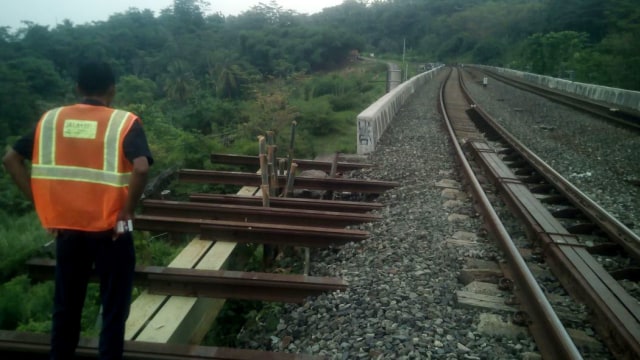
[142,199,381,228]
[467,139,640,359]
[474,68,640,131]
[0,330,320,359]
[459,69,640,359]
[211,153,373,172]
[189,193,383,213]
[178,169,398,194]
[134,215,370,247]
[27,258,347,303]
[442,67,583,359]
[466,75,640,263]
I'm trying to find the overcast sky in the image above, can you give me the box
[0,0,346,30]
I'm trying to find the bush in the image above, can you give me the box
[0,212,50,281]
[293,98,342,136]
[0,276,53,330]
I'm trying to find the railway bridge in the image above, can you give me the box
[2,64,640,359]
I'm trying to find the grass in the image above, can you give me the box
[0,211,51,282]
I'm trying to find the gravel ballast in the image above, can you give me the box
[238,71,539,359]
[236,69,633,359]
[464,73,640,236]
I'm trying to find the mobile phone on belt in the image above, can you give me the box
[116,219,134,234]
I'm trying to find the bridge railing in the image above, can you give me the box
[357,66,444,155]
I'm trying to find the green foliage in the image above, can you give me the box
[520,31,589,77]
[115,75,157,106]
[544,0,608,41]
[293,97,339,136]
[0,172,33,216]
[0,276,53,330]
[134,232,185,266]
[0,212,49,281]
[126,103,216,172]
[472,41,504,65]
[0,64,42,146]
[0,276,101,336]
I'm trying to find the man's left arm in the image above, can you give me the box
[119,121,154,221]
[120,156,149,219]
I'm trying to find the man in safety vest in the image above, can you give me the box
[2,60,153,360]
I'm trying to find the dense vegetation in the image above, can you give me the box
[1,0,637,339]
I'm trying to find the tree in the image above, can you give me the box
[0,63,41,145]
[163,60,198,102]
[544,0,608,41]
[521,31,588,77]
[115,75,156,106]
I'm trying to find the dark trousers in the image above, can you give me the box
[50,230,135,360]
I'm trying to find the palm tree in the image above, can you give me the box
[163,60,197,101]
[216,64,245,99]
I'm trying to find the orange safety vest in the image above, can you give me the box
[31,104,139,231]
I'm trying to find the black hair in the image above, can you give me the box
[76,61,115,96]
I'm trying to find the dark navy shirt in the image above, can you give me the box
[13,99,154,165]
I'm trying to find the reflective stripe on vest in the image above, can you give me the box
[37,107,63,165]
[32,108,132,187]
[31,165,131,186]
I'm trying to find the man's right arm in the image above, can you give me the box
[2,149,33,201]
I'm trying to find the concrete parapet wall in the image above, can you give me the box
[475,65,640,112]
[357,66,444,154]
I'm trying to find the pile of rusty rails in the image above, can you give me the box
[3,154,397,359]
[439,66,640,359]
[464,66,640,132]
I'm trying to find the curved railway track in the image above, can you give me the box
[440,67,640,359]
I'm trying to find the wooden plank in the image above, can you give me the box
[124,293,166,341]
[185,240,237,343]
[236,186,259,196]
[125,238,213,340]
[136,297,198,343]
[456,291,516,312]
[169,239,214,269]
[134,240,238,344]
[199,240,237,270]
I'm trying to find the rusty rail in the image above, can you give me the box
[441,67,583,359]
[468,95,640,263]
[189,193,383,213]
[142,199,381,228]
[28,258,347,303]
[0,330,320,359]
[456,69,640,359]
[211,153,373,172]
[178,169,398,194]
[134,215,370,247]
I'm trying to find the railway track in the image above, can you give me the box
[3,66,637,358]
[469,67,640,131]
[0,330,318,360]
[440,67,640,359]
